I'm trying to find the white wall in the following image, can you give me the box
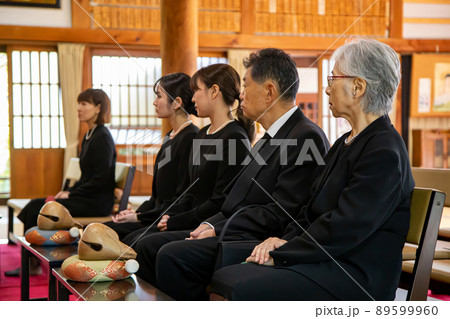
[403,2,450,39]
[297,68,318,94]
[404,23,450,39]
[0,0,71,28]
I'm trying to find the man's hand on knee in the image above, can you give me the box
[187,223,216,240]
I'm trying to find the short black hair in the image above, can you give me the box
[243,48,299,102]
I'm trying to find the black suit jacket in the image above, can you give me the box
[206,108,330,239]
[136,124,199,223]
[271,115,415,300]
[166,121,250,230]
[68,124,116,216]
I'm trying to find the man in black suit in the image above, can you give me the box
[140,48,329,300]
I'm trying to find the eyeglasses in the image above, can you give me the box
[327,75,356,87]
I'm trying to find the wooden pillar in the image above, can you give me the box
[160,0,198,135]
[390,0,403,38]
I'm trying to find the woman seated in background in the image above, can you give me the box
[122,63,254,252]
[6,88,116,276]
[105,73,199,239]
[210,38,415,301]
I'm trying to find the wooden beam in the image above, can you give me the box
[199,33,450,53]
[404,18,450,24]
[241,0,256,34]
[404,0,449,4]
[0,25,161,46]
[390,0,403,38]
[384,38,450,53]
[1,25,450,53]
[72,0,91,29]
[82,46,92,90]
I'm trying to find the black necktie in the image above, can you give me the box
[253,132,271,149]
[221,132,272,212]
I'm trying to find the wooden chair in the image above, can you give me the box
[398,187,446,301]
[411,168,450,207]
[7,159,136,243]
[217,188,446,301]
[61,158,82,191]
[74,162,136,226]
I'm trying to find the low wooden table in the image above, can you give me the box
[17,236,78,301]
[52,268,173,301]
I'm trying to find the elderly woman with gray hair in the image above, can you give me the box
[210,38,415,301]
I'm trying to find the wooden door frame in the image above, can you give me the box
[7,44,64,198]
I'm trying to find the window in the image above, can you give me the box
[92,54,228,146]
[92,55,162,130]
[197,56,228,68]
[92,55,162,146]
[11,50,66,149]
[297,66,319,125]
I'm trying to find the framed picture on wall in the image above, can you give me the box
[0,0,60,8]
[411,54,450,118]
[434,63,450,113]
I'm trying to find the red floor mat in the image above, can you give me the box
[0,244,48,301]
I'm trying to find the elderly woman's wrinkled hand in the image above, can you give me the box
[246,237,287,265]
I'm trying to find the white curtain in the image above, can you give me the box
[58,43,86,176]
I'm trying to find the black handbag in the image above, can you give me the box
[215,240,261,271]
[214,207,261,271]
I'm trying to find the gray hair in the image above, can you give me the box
[331,38,401,116]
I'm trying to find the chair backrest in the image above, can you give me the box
[62,158,82,191]
[115,162,136,212]
[412,168,450,206]
[62,158,136,212]
[405,187,446,301]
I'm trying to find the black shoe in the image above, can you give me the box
[5,265,42,277]
[4,266,20,277]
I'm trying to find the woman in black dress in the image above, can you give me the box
[152,64,255,234]
[132,64,255,285]
[105,73,199,239]
[117,65,254,248]
[6,88,116,276]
